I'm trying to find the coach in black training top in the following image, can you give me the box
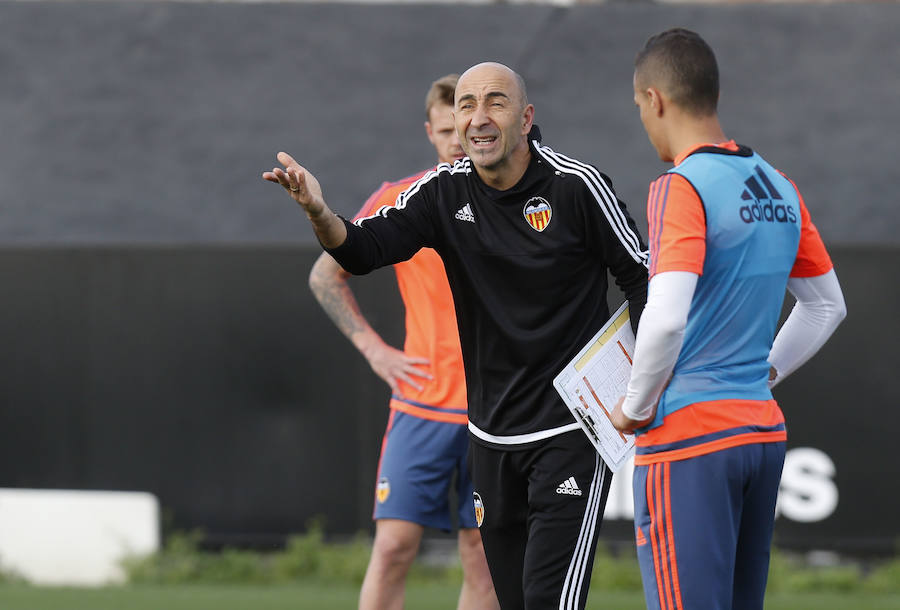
[333,125,647,448]
[265,62,648,610]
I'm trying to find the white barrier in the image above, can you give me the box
[0,488,159,586]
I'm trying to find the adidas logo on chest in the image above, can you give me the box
[455,203,475,223]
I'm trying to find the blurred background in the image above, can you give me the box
[0,0,897,588]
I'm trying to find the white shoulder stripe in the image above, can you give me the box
[353,160,471,226]
[535,141,648,267]
[536,141,642,253]
[538,143,647,264]
[393,160,471,209]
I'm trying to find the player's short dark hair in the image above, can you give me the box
[425,74,459,120]
[635,28,719,117]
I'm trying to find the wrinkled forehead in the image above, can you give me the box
[455,65,519,104]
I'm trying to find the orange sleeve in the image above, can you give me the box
[647,173,706,278]
[351,170,430,222]
[788,185,833,277]
[351,181,393,222]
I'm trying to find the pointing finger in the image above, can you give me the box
[277,151,298,169]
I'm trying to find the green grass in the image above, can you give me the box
[0,583,897,610]
[2,525,896,608]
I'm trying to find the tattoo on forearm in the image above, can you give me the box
[310,270,370,344]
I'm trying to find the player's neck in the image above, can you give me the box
[667,114,727,164]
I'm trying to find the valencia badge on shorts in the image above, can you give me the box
[473,492,485,527]
[376,477,390,503]
[523,196,552,232]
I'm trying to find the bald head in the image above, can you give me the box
[457,62,528,111]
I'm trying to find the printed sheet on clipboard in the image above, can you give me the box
[552,301,635,472]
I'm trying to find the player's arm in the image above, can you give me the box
[767,186,847,387]
[611,173,705,433]
[767,270,846,387]
[308,253,431,395]
[610,271,696,433]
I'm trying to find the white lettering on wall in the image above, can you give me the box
[776,447,838,522]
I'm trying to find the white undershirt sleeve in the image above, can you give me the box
[767,269,847,388]
[620,271,698,421]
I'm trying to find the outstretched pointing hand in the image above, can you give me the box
[262,152,347,248]
[262,152,326,218]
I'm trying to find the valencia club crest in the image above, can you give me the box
[376,477,390,503]
[523,196,552,232]
[473,492,485,527]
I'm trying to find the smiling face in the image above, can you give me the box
[453,63,533,177]
[426,102,464,164]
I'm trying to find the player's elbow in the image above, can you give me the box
[308,257,326,294]
[828,296,847,337]
[657,320,686,347]
[834,291,848,323]
[819,284,847,331]
[642,303,688,343]
[308,253,347,295]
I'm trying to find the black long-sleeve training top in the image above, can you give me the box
[327,126,648,449]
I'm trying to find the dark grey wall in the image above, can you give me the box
[0,247,404,543]
[0,245,896,553]
[0,2,897,245]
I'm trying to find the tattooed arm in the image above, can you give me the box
[308,252,432,396]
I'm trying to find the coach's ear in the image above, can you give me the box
[521,103,534,135]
